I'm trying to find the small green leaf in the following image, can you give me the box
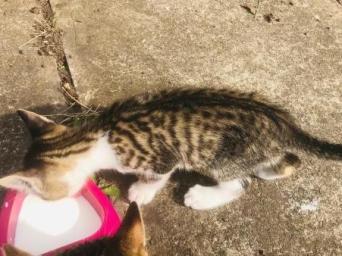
[103,185,120,199]
[93,176,120,200]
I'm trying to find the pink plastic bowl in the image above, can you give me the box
[0,180,121,255]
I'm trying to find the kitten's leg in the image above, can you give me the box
[184,177,251,210]
[128,171,172,205]
[254,152,301,180]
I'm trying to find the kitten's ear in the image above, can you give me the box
[118,202,147,255]
[0,172,42,195]
[17,109,56,137]
[2,244,31,256]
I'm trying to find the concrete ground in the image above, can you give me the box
[1,0,342,255]
[0,0,66,175]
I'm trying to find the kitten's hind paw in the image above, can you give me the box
[184,178,250,210]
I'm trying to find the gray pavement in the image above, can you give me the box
[0,0,342,255]
[0,0,65,174]
[52,1,342,255]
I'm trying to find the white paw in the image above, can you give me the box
[184,179,248,210]
[128,182,157,206]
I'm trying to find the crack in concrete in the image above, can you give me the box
[36,0,81,110]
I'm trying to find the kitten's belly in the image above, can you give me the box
[14,195,101,255]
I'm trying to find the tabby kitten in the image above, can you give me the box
[2,202,147,256]
[0,88,341,210]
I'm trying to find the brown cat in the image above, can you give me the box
[0,88,341,209]
[2,202,147,256]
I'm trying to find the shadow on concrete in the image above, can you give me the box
[96,170,138,202]
[170,170,218,206]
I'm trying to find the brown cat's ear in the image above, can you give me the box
[0,172,42,195]
[118,202,147,256]
[17,109,56,137]
[2,244,31,256]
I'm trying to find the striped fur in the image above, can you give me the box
[0,88,341,206]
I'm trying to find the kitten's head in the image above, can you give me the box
[0,110,87,200]
[2,202,148,256]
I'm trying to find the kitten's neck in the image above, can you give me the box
[84,131,118,172]
[63,132,118,195]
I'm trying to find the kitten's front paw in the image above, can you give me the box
[128,182,156,206]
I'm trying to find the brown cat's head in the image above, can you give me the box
[2,202,148,256]
[0,110,104,200]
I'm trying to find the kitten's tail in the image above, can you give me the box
[290,126,342,161]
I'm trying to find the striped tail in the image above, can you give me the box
[291,126,342,161]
